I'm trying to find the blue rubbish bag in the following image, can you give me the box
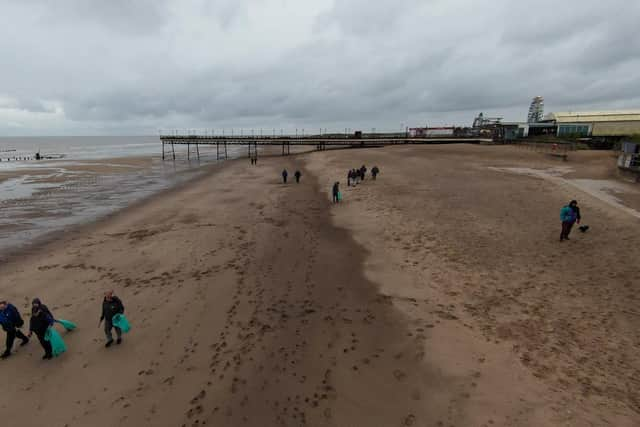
[44,327,67,357]
[56,319,77,331]
[112,313,131,333]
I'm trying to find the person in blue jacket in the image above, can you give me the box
[560,200,581,241]
[0,300,29,359]
[29,298,54,360]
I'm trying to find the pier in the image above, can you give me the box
[159,133,491,160]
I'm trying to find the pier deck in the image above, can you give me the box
[159,134,492,160]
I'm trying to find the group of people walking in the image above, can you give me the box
[332,164,381,203]
[0,291,127,361]
[347,165,379,186]
[281,169,302,184]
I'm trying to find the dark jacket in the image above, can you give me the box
[101,296,124,322]
[332,183,339,195]
[32,298,54,320]
[30,309,54,336]
[571,205,581,221]
[0,303,24,331]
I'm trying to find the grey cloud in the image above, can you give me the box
[1,0,639,135]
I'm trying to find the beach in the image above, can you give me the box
[1,144,639,426]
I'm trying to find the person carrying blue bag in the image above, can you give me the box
[99,291,125,348]
[29,298,55,360]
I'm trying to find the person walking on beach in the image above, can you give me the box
[360,165,367,180]
[282,169,288,184]
[294,170,302,183]
[371,166,380,180]
[29,298,54,360]
[332,182,340,203]
[99,291,125,348]
[560,200,581,241]
[352,169,359,185]
[347,170,352,186]
[0,300,29,359]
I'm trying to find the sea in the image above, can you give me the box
[0,136,241,256]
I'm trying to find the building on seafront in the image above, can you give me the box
[501,110,640,147]
[542,111,640,138]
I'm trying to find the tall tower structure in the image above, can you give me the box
[527,96,544,123]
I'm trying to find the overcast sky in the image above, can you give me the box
[1,0,639,135]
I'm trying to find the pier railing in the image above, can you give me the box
[159,133,491,160]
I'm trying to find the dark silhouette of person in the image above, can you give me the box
[99,291,125,347]
[332,182,340,203]
[29,298,54,360]
[371,166,380,180]
[0,301,29,358]
[294,170,302,183]
[282,169,288,183]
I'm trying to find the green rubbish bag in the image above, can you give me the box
[337,191,342,201]
[44,327,67,357]
[112,313,131,333]
[56,319,77,331]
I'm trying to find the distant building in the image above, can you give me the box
[527,96,545,123]
[543,110,640,138]
[408,127,428,137]
[426,127,454,137]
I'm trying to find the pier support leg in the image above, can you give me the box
[224,141,228,159]
[196,143,200,160]
[171,142,176,160]
[217,142,220,160]
[162,141,165,160]
[187,143,190,160]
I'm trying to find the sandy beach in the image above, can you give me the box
[1,144,639,426]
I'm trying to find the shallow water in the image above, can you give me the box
[0,136,243,255]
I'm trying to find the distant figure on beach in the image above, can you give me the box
[0,300,29,359]
[332,182,340,203]
[352,169,359,185]
[294,170,302,183]
[29,298,54,360]
[360,165,367,180]
[250,156,258,165]
[347,170,352,186]
[371,166,380,180]
[99,291,125,347]
[282,169,288,184]
[560,200,581,241]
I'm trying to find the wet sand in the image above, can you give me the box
[0,145,639,426]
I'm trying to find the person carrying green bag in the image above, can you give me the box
[99,291,125,348]
[29,298,55,360]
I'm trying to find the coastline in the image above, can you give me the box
[0,144,639,426]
